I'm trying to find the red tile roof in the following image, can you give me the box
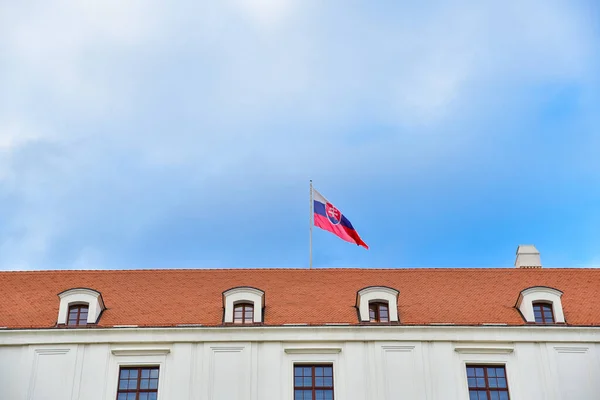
[0,268,599,329]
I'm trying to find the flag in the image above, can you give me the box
[312,188,368,249]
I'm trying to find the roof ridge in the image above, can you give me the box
[0,267,598,274]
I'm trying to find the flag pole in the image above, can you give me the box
[309,180,313,269]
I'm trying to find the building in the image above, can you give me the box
[0,245,599,400]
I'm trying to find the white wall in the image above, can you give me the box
[1,327,599,400]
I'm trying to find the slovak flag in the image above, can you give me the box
[313,188,369,249]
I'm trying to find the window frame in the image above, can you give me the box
[67,304,89,327]
[466,365,510,400]
[293,364,334,400]
[233,302,254,324]
[368,301,389,323]
[116,366,160,400]
[532,302,555,324]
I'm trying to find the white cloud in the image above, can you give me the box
[0,119,41,151]
[233,0,299,29]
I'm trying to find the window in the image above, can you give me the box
[356,286,399,322]
[515,286,565,324]
[234,303,254,324]
[533,302,554,324]
[369,302,389,323]
[117,367,159,400]
[466,365,509,400]
[67,304,89,326]
[58,288,104,325]
[294,365,334,400]
[222,287,264,323]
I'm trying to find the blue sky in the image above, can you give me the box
[1,0,599,270]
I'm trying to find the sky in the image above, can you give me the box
[1,0,599,270]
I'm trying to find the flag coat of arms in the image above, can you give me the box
[312,188,368,249]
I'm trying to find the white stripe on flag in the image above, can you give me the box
[312,188,328,204]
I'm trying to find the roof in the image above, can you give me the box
[1,268,599,329]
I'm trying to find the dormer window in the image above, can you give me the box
[234,303,254,324]
[223,287,264,324]
[57,288,105,326]
[369,302,389,323]
[516,286,565,324]
[67,304,89,326]
[533,302,554,324]
[356,286,399,323]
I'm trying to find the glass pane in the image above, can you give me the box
[466,367,475,377]
[139,394,148,400]
[499,392,509,400]
[490,392,499,400]
[117,394,127,400]
[148,394,157,400]
[118,380,128,390]
[294,390,304,400]
[140,379,149,389]
[477,378,486,388]
[478,392,488,400]
[315,367,323,376]
[127,394,136,400]
[304,392,312,400]
[304,377,312,386]
[315,377,323,387]
[496,368,505,377]
[475,368,484,377]
[487,368,496,377]
[324,390,333,400]
[295,377,303,386]
[316,390,324,400]
[303,368,311,376]
[469,392,478,400]
[324,367,332,377]
[497,378,507,388]
[142,369,150,378]
[294,367,303,376]
[149,379,158,389]
[468,378,477,388]
[128,379,137,389]
[324,377,333,387]
[120,370,129,379]
[130,370,138,379]
[489,378,497,388]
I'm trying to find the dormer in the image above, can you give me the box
[223,287,265,324]
[356,286,399,323]
[516,286,565,324]
[57,288,105,326]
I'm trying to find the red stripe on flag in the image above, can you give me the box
[314,214,369,249]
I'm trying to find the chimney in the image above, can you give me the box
[515,245,542,269]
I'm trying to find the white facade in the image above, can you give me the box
[1,325,599,400]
